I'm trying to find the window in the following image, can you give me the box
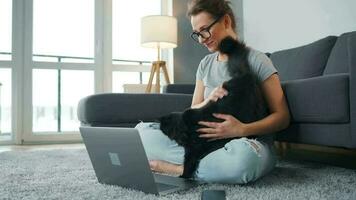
[3,0,171,143]
[0,0,12,140]
[32,69,94,132]
[112,71,154,93]
[112,0,161,62]
[0,69,11,136]
[0,0,12,60]
[32,69,58,132]
[32,0,95,133]
[33,0,94,62]
[112,0,161,92]
[60,70,94,131]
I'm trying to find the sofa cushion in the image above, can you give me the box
[270,36,337,81]
[281,73,349,123]
[77,93,192,126]
[324,31,356,74]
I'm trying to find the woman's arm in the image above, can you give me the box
[197,74,290,139]
[242,74,290,136]
[191,80,205,108]
[191,80,229,109]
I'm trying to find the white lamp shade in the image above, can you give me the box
[141,15,177,49]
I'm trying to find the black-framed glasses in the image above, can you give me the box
[190,16,223,43]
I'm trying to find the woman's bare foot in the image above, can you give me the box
[149,160,183,176]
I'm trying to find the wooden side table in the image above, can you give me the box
[123,84,156,93]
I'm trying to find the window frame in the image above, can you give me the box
[3,0,172,144]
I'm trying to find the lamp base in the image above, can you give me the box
[146,61,170,93]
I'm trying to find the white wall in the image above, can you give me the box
[243,0,356,52]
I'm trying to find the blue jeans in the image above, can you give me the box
[135,122,277,184]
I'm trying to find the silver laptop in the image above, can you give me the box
[80,126,200,195]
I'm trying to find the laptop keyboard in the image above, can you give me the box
[156,182,179,192]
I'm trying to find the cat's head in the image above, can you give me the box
[158,112,189,145]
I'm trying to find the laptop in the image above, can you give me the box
[80,126,200,195]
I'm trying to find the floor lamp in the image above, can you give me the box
[141,15,177,93]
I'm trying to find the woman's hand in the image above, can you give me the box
[207,86,228,102]
[192,85,228,109]
[197,113,247,140]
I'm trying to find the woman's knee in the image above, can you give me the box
[195,138,266,184]
[135,122,184,163]
[230,155,260,184]
[135,122,167,159]
[202,155,260,184]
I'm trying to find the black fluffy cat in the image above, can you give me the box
[158,37,268,178]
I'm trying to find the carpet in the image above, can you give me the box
[0,148,355,200]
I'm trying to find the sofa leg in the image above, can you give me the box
[275,141,290,157]
[281,142,290,156]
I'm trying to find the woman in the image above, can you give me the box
[136,0,290,184]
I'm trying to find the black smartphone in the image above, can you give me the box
[201,189,226,200]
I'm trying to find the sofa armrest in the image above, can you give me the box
[163,84,195,94]
[282,73,349,123]
[77,93,192,127]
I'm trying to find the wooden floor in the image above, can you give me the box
[0,143,85,153]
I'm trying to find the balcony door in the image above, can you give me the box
[21,0,95,143]
[0,0,12,143]
[1,0,168,144]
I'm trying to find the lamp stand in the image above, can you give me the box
[146,61,170,93]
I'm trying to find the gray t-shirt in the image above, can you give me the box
[195,47,278,144]
[196,48,277,99]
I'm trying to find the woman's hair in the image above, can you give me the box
[187,0,236,31]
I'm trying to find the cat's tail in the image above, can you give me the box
[218,36,246,55]
[219,36,238,54]
[218,36,251,77]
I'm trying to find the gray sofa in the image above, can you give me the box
[77,31,356,149]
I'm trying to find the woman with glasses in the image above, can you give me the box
[136,0,290,184]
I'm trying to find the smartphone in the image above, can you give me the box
[201,189,226,200]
